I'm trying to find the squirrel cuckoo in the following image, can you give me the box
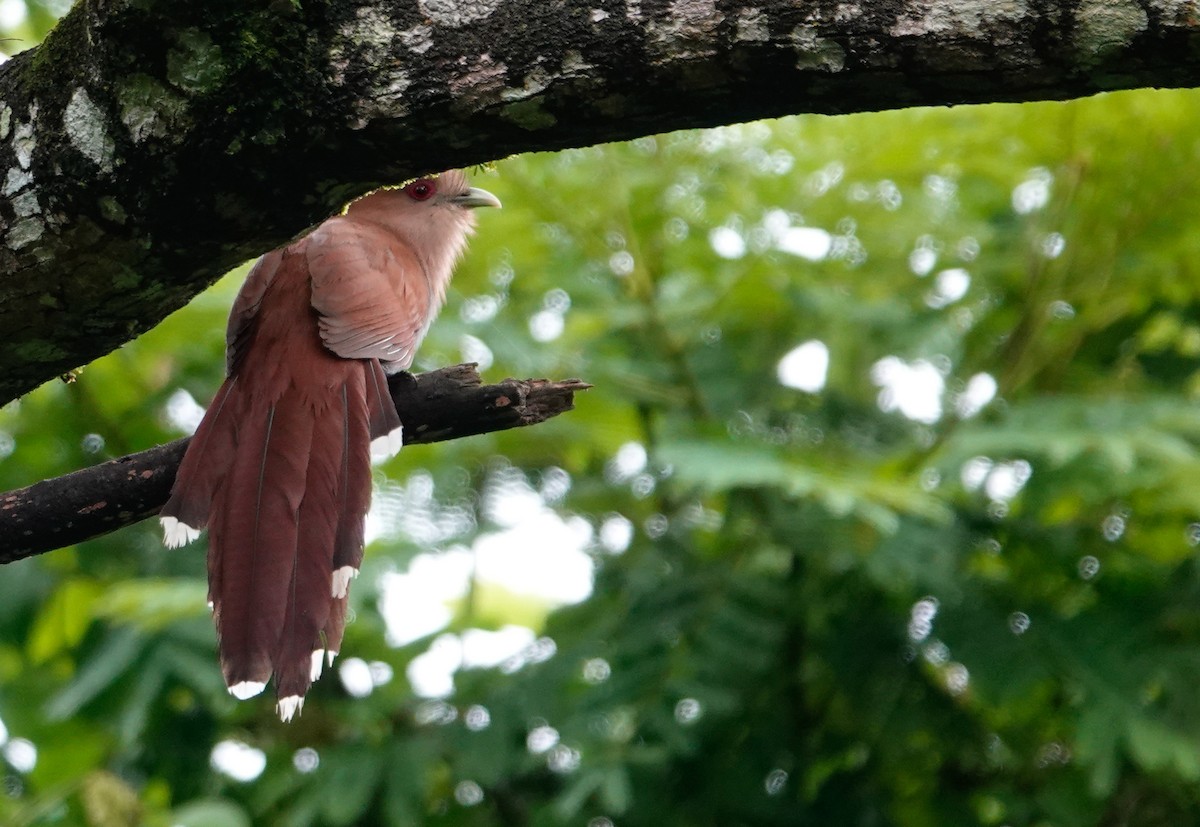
[158,170,499,721]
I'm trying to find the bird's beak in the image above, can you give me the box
[453,187,502,210]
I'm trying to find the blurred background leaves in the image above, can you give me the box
[6,4,1200,826]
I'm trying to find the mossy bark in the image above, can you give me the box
[0,0,1197,404]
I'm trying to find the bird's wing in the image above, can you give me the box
[306,216,433,370]
[225,249,284,376]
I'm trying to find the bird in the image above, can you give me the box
[158,170,500,721]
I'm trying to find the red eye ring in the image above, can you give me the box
[405,179,437,201]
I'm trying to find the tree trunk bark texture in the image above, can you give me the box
[0,0,1196,404]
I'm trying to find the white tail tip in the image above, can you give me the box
[277,695,304,722]
[370,425,404,462]
[228,680,267,700]
[160,516,201,548]
[310,650,326,681]
[332,566,359,599]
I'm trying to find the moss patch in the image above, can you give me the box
[167,29,228,95]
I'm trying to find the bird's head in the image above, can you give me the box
[348,169,501,230]
[347,170,501,276]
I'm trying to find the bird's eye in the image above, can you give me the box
[405,179,437,201]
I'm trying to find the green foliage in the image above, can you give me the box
[5,7,1200,819]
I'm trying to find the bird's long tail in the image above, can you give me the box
[160,360,400,720]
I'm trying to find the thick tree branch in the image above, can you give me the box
[0,1,1197,403]
[0,365,590,562]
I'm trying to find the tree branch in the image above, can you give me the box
[0,1,1197,403]
[0,364,590,563]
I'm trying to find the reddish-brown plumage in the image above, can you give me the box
[159,171,499,720]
